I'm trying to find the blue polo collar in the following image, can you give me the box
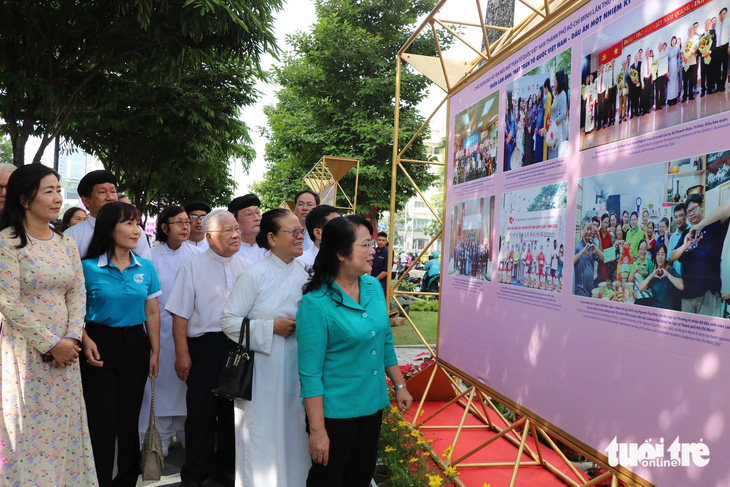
[97,251,142,269]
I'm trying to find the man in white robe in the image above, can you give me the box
[65,170,151,259]
[166,210,250,487]
[294,189,319,251]
[229,193,268,263]
[298,204,341,268]
[184,200,211,251]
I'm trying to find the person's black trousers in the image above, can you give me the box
[306,410,383,487]
[683,64,698,100]
[181,332,235,484]
[81,323,150,487]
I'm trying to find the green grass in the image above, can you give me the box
[391,310,438,346]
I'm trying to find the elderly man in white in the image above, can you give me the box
[166,209,250,487]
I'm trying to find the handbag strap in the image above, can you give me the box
[148,376,157,429]
[238,317,251,351]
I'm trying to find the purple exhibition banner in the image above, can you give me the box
[439,0,730,485]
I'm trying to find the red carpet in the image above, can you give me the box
[400,399,590,487]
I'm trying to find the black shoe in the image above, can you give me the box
[210,472,236,487]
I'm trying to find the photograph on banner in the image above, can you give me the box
[497,182,568,292]
[575,148,730,318]
[503,48,571,172]
[452,90,499,185]
[580,0,730,151]
[448,196,494,280]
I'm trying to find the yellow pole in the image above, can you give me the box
[388,56,402,312]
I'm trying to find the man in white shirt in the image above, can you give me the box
[683,26,699,101]
[166,210,250,487]
[298,204,341,267]
[293,189,319,251]
[606,59,617,126]
[184,200,211,251]
[228,193,267,263]
[65,170,151,259]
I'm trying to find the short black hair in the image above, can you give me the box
[673,203,686,215]
[305,204,340,241]
[377,231,388,239]
[686,193,703,208]
[294,189,320,206]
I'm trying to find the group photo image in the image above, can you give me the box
[498,182,568,292]
[503,47,572,171]
[448,196,494,280]
[574,148,730,318]
[580,0,730,151]
[452,90,499,186]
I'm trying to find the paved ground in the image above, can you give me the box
[137,345,430,486]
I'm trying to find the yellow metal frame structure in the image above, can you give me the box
[389,0,652,485]
[301,155,360,214]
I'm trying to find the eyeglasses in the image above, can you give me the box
[356,239,374,248]
[209,227,241,236]
[189,215,206,221]
[686,205,702,216]
[296,202,316,208]
[168,221,191,226]
[280,227,307,237]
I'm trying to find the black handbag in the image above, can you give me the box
[211,317,255,401]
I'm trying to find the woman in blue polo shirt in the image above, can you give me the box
[80,201,161,487]
[297,215,413,486]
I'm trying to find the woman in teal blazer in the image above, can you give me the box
[297,215,412,487]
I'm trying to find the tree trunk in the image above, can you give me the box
[482,0,516,51]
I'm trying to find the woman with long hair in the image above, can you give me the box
[0,164,97,485]
[81,201,161,487]
[220,208,312,487]
[541,77,553,161]
[138,205,201,455]
[505,90,516,171]
[297,215,412,486]
[548,69,568,159]
[57,206,87,232]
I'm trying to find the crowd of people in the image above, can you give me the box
[452,239,489,279]
[574,197,730,318]
[504,69,570,171]
[0,165,413,487]
[452,134,496,185]
[497,237,564,292]
[583,8,729,133]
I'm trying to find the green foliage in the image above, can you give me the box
[0,136,11,165]
[253,0,449,216]
[391,311,438,345]
[409,298,439,312]
[64,60,257,216]
[0,0,281,166]
[526,182,568,212]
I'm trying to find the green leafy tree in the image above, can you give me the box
[526,182,568,212]
[0,136,11,165]
[64,60,257,216]
[0,0,280,166]
[253,0,447,216]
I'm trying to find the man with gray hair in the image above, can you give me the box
[0,163,17,216]
[166,209,250,487]
[574,216,604,297]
